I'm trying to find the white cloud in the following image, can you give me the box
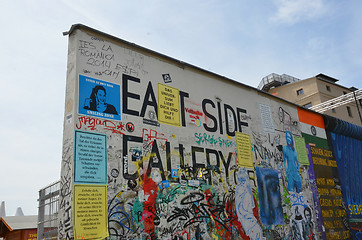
[270,0,326,24]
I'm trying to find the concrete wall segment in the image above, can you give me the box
[57,24,354,240]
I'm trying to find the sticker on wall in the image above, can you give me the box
[78,75,121,121]
[159,180,170,189]
[110,168,119,178]
[171,169,179,178]
[74,131,107,184]
[73,184,108,240]
[162,73,172,83]
[235,132,253,168]
[143,110,160,126]
[259,103,275,133]
[294,136,309,165]
[148,110,157,120]
[66,114,73,124]
[188,180,200,187]
[180,179,187,191]
[158,83,180,127]
[126,122,135,132]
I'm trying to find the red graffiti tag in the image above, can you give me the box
[185,107,204,126]
[76,116,125,135]
[142,128,168,144]
[185,108,203,116]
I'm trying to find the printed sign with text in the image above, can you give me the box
[79,75,121,121]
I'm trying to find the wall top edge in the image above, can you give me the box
[63,23,321,117]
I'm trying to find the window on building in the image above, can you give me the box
[347,106,353,117]
[359,99,362,107]
[326,85,331,91]
[330,103,335,113]
[303,102,312,109]
[343,91,347,95]
[297,88,304,95]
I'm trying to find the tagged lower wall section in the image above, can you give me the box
[58,25,353,240]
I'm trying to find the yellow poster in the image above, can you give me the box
[73,185,108,240]
[158,83,180,127]
[235,132,253,168]
[294,136,310,165]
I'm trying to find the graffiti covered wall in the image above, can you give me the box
[59,24,346,240]
[324,116,362,239]
[298,107,350,239]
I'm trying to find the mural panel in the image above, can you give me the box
[298,107,350,240]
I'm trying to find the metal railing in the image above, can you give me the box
[37,181,60,240]
[310,89,362,113]
[258,73,300,91]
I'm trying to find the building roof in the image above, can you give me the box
[0,216,37,237]
[315,73,339,83]
[268,73,356,92]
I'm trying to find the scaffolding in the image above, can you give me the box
[37,181,60,240]
[309,89,362,112]
[309,89,362,124]
[257,73,300,91]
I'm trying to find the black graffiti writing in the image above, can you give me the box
[121,74,248,133]
[167,192,234,231]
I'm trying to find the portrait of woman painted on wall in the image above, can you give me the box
[83,85,118,115]
[78,75,121,120]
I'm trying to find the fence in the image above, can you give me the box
[37,181,60,240]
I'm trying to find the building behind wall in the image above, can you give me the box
[0,216,37,240]
[258,73,362,126]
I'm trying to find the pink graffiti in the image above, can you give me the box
[76,116,125,135]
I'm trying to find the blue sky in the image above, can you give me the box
[0,0,361,216]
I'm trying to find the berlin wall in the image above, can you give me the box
[58,24,351,240]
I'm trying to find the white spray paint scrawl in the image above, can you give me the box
[235,168,265,240]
